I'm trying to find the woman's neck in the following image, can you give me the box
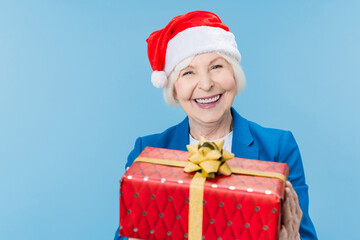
[188,110,233,141]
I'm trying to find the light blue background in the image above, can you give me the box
[1,0,359,239]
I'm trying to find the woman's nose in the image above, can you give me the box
[197,72,214,91]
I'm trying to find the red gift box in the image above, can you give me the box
[119,147,289,240]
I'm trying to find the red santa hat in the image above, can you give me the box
[146,11,241,88]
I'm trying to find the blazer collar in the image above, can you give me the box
[231,107,254,146]
[231,107,259,159]
[168,116,190,151]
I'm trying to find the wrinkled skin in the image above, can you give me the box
[279,181,303,240]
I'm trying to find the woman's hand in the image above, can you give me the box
[278,181,302,240]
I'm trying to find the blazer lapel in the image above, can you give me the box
[231,108,259,160]
[232,137,259,160]
[167,116,189,151]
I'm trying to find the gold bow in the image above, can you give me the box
[184,137,234,178]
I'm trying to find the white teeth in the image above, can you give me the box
[196,95,220,104]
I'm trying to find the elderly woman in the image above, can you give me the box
[115,11,317,240]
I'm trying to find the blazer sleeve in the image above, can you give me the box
[114,138,143,240]
[278,131,318,240]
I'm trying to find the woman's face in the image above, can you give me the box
[174,52,237,125]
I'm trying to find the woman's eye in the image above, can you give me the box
[182,71,193,77]
[211,64,223,70]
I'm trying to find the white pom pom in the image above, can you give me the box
[151,71,168,88]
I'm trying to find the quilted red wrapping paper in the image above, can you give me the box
[119,147,289,240]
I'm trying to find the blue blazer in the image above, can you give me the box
[115,108,317,240]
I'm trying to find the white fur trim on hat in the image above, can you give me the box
[151,71,168,88]
[164,26,241,75]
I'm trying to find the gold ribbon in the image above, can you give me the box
[135,157,187,168]
[188,172,206,240]
[134,157,286,181]
[134,137,286,240]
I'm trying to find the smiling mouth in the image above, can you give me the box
[195,94,221,104]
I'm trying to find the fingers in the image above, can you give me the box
[278,225,288,240]
[282,187,294,231]
[281,181,303,239]
[287,186,297,233]
[286,181,303,223]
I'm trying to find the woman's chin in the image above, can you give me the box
[192,110,231,126]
